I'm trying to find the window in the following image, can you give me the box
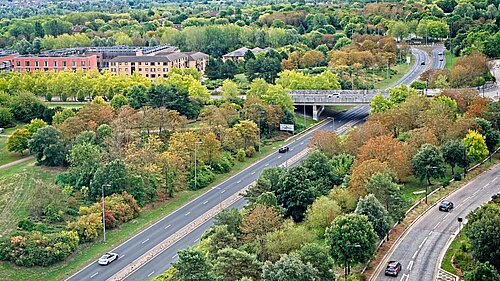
[53,61,58,67]
[44,61,48,67]
[163,62,167,66]
[145,68,149,72]
[146,74,149,77]
[139,68,142,71]
[118,68,122,72]
[25,61,30,67]
[151,62,155,66]
[72,61,76,67]
[81,61,86,67]
[34,61,39,67]
[111,68,116,72]
[62,61,67,67]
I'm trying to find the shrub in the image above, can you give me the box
[0,231,79,267]
[453,173,462,181]
[245,146,256,158]
[237,148,246,162]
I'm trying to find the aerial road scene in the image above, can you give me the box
[0,0,499,281]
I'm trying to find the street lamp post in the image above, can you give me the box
[303,91,306,131]
[258,110,261,153]
[102,184,110,243]
[425,166,437,204]
[194,141,203,190]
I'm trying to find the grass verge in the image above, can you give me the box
[374,58,414,90]
[445,50,459,70]
[442,230,469,275]
[0,136,287,281]
[0,125,28,166]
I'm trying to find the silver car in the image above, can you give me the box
[98,252,119,265]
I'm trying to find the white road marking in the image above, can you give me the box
[418,237,428,249]
[164,224,171,229]
[290,148,294,151]
[172,254,178,259]
[428,231,433,236]
[463,196,471,203]
[265,163,269,166]
[484,182,490,188]
[443,213,450,220]
[473,189,480,196]
[236,180,241,184]
[433,221,441,230]
[203,201,208,205]
[90,272,99,278]
[277,156,282,159]
[251,171,256,175]
[400,273,409,281]
[194,238,199,243]
[412,250,419,259]
[118,254,125,260]
[185,212,191,216]
[300,142,304,145]
[142,238,150,244]
[221,190,226,194]
[407,260,414,271]
[147,271,155,277]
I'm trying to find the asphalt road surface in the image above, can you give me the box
[430,45,446,70]
[67,46,435,281]
[374,164,500,281]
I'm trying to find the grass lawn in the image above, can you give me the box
[445,50,459,70]
[401,165,455,204]
[442,230,469,275]
[294,113,318,132]
[326,105,354,112]
[0,135,287,281]
[47,103,86,109]
[374,57,414,90]
[0,125,28,166]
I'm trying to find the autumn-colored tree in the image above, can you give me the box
[348,159,389,200]
[343,120,390,155]
[233,120,258,149]
[463,130,489,163]
[240,204,283,260]
[301,50,325,68]
[161,151,187,197]
[58,104,115,141]
[309,131,343,157]
[403,127,438,158]
[357,135,410,179]
[199,132,222,166]
[167,131,199,171]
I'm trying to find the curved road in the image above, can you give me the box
[67,46,435,281]
[374,164,500,281]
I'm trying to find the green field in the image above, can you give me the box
[0,136,287,281]
[47,103,86,109]
[0,125,28,166]
[374,57,415,90]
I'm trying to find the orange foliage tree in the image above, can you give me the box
[348,159,389,200]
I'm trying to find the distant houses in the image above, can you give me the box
[222,47,272,62]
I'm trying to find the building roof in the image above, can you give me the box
[186,52,209,60]
[111,52,188,63]
[223,47,272,58]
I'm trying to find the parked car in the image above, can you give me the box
[278,146,289,153]
[439,200,454,212]
[98,252,119,265]
[385,261,402,277]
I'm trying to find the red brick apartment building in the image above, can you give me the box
[10,55,98,72]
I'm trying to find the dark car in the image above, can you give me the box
[385,261,402,277]
[439,200,454,212]
[278,146,289,153]
[420,61,426,65]
[439,58,444,61]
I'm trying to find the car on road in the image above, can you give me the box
[278,146,289,153]
[98,252,119,265]
[439,58,444,61]
[385,261,402,277]
[420,61,426,65]
[439,200,454,212]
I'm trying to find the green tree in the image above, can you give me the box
[412,144,446,185]
[261,84,294,112]
[325,214,378,279]
[465,203,500,269]
[297,243,335,281]
[463,262,500,281]
[389,21,409,42]
[370,94,393,113]
[110,94,129,110]
[25,118,47,135]
[214,208,242,236]
[365,172,405,222]
[28,126,66,166]
[52,108,75,125]
[66,142,102,189]
[207,225,237,257]
[355,194,391,239]
[6,128,30,153]
[0,107,13,127]
[10,92,47,122]
[305,196,343,237]
[389,85,417,105]
[442,140,468,175]
[221,79,239,100]
[475,118,500,154]
[213,248,262,281]
[147,84,200,119]
[173,248,217,281]
[90,159,128,201]
[261,253,316,281]
[463,130,489,163]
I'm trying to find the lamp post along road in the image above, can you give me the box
[102,184,111,243]
[425,166,437,204]
[194,141,203,190]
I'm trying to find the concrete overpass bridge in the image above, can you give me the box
[290,89,389,120]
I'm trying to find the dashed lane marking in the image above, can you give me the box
[418,237,428,249]
[203,201,208,205]
[164,224,171,229]
[434,221,441,230]
[141,238,149,244]
[172,254,178,259]
[236,180,241,184]
[185,212,191,216]
[147,271,155,277]
[90,272,98,278]
[251,171,256,175]
[407,260,414,271]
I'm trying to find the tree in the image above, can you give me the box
[325,214,378,278]
[147,84,200,119]
[207,225,237,257]
[233,120,258,149]
[214,248,262,281]
[463,262,500,281]
[214,208,242,236]
[355,194,391,238]
[483,101,500,131]
[25,118,47,135]
[245,57,282,83]
[463,130,489,163]
[7,128,30,153]
[389,85,417,105]
[261,84,294,112]
[28,126,66,166]
[10,92,47,122]
[52,108,75,125]
[275,165,317,221]
[221,79,239,100]
[475,118,500,154]
[301,50,325,68]
[465,203,500,269]
[349,159,389,200]
[365,172,405,222]
[173,248,217,281]
[110,94,129,110]
[266,223,315,262]
[305,196,343,237]
[412,144,446,185]
[0,107,13,127]
[442,140,468,175]
[261,253,316,281]
[370,94,393,113]
[389,21,409,42]
[90,159,128,201]
[66,142,102,189]
[309,131,343,157]
[298,243,335,281]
